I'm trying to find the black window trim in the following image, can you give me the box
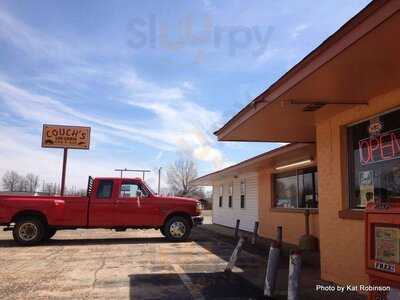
[240,194,245,209]
[273,167,318,209]
[218,184,223,207]
[240,180,246,209]
[228,182,233,208]
[346,106,400,209]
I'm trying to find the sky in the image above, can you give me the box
[0,0,371,191]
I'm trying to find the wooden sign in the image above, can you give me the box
[42,124,91,149]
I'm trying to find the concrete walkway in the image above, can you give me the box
[197,223,367,300]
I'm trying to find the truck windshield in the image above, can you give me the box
[142,181,155,195]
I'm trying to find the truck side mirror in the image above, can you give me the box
[136,190,143,198]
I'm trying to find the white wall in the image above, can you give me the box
[211,172,258,232]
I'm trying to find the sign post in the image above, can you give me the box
[42,124,91,196]
[60,148,68,196]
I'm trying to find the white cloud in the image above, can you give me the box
[291,24,309,39]
[256,47,280,64]
[0,4,230,190]
[202,0,216,12]
[0,72,228,179]
[0,8,82,64]
[119,71,226,169]
[155,151,163,161]
[0,79,172,150]
[181,81,195,90]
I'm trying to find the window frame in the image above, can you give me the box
[228,182,233,208]
[240,180,246,209]
[346,107,400,210]
[218,184,223,207]
[272,167,318,210]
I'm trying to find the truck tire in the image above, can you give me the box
[13,217,46,246]
[160,227,167,237]
[164,216,191,242]
[43,228,57,241]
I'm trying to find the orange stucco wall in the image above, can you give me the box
[316,88,400,286]
[258,169,319,245]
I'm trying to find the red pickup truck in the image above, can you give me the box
[0,177,203,245]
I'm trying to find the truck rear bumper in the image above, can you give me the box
[192,216,203,226]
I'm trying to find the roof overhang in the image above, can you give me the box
[215,0,400,143]
[193,143,315,186]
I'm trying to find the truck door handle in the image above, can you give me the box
[54,199,65,206]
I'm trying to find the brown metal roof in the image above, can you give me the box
[215,0,399,140]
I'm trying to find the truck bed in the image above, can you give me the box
[0,195,89,227]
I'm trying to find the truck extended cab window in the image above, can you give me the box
[96,180,113,199]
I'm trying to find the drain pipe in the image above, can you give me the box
[299,209,318,251]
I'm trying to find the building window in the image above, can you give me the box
[219,185,223,207]
[347,108,400,209]
[228,183,233,208]
[274,168,318,208]
[240,180,246,209]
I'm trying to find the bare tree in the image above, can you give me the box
[43,182,60,195]
[17,177,28,192]
[64,186,86,196]
[167,159,202,197]
[2,170,22,192]
[25,173,39,193]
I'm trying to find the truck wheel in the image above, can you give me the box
[13,217,45,246]
[160,227,167,237]
[43,228,57,241]
[164,216,191,242]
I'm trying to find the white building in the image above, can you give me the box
[193,151,271,232]
[210,172,258,231]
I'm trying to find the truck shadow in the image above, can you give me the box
[128,271,265,300]
[0,236,183,248]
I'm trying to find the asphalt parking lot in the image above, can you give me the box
[0,209,367,300]
[0,226,267,300]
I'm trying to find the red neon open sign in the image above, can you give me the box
[359,128,400,165]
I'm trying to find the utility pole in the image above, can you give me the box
[158,167,162,194]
